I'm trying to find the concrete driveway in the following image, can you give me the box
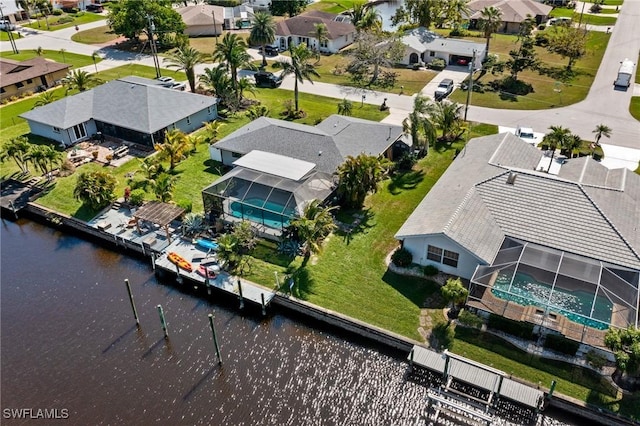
[420,66,469,100]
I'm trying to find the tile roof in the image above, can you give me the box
[396,133,640,270]
[0,57,70,88]
[213,115,403,174]
[276,11,355,40]
[20,77,217,134]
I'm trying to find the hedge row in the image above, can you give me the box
[487,314,535,340]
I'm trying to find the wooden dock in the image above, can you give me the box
[0,178,44,215]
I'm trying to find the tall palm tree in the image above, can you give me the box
[402,96,438,157]
[154,129,189,170]
[249,11,276,68]
[430,101,464,141]
[137,157,161,181]
[446,0,472,32]
[337,153,389,208]
[62,70,101,93]
[350,2,381,33]
[91,51,100,74]
[33,91,57,108]
[199,65,234,107]
[151,172,177,202]
[543,125,571,172]
[479,6,503,60]
[288,200,336,262]
[278,44,320,112]
[562,133,582,157]
[592,124,612,146]
[29,144,61,175]
[312,22,330,58]
[164,45,209,93]
[36,46,44,56]
[202,120,225,145]
[237,77,256,99]
[0,136,31,173]
[337,98,353,116]
[212,33,253,102]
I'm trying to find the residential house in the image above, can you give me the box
[224,4,254,30]
[467,0,553,33]
[400,27,485,68]
[21,76,217,147]
[203,115,408,235]
[0,57,70,101]
[395,133,640,348]
[0,2,24,23]
[177,4,224,37]
[275,10,356,53]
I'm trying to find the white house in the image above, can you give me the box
[400,27,485,68]
[275,11,356,53]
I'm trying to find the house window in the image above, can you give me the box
[186,116,191,125]
[443,250,459,267]
[27,79,33,84]
[427,245,443,262]
[427,245,459,268]
[71,123,86,141]
[53,126,61,133]
[430,51,435,57]
[207,106,212,115]
[0,87,5,93]
[16,82,24,88]
[231,152,242,158]
[320,39,328,48]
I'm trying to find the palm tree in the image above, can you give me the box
[202,120,225,145]
[33,91,57,108]
[312,22,330,59]
[249,11,276,68]
[350,2,381,33]
[278,44,320,112]
[337,98,353,116]
[62,70,101,92]
[446,0,472,31]
[246,104,270,120]
[151,172,177,202]
[154,129,189,170]
[288,200,336,262]
[199,65,234,107]
[164,45,209,93]
[592,124,612,146]
[29,145,61,175]
[59,48,67,64]
[430,101,464,141]
[543,125,571,172]
[337,153,390,208]
[0,136,32,173]
[91,51,100,74]
[479,6,503,60]
[441,277,469,314]
[36,46,44,56]
[237,77,256,100]
[213,33,253,102]
[74,170,117,210]
[137,156,161,181]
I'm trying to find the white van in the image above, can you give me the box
[0,19,16,31]
[614,58,635,89]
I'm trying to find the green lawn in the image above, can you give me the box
[0,49,98,69]
[449,31,610,109]
[307,0,361,14]
[0,86,72,132]
[582,0,623,5]
[550,7,617,26]
[630,97,640,122]
[71,25,119,44]
[94,64,187,82]
[22,12,105,31]
[0,31,22,41]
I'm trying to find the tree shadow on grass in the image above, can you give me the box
[203,159,225,176]
[334,208,375,245]
[586,387,640,421]
[381,268,440,308]
[288,266,315,301]
[387,169,424,195]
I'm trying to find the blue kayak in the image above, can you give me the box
[195,238,219,251]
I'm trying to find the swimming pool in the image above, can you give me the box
[491,272,612,330]
[229,198,295,229]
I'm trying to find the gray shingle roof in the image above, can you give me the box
[468,0,552,22]
[402,27,486,57]
[20,78,217,134]
[213,115,402,174]
[395,133,640,270]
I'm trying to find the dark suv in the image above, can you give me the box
[259,45,279,56]
[254,71,283,88]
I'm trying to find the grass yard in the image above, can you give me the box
[306,0,361,14]
[0,49,98,69]
[582,0,623,4]
[630,97,640,122]
[71,25,119,44]
[449,31,610,109]
[22,12,105,31]
[189,33,250,53]
[94,64,187,82]
[550,7,617,26]
[0,31,22,41]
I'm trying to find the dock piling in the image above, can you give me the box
[208,313,222,364]
[157,304,168,338]
[150,252,156,270]
[261,293,266,316]
[238,279,244,309]
[409,348,414,372]
[124,279,139,325]
[174,263,183,284]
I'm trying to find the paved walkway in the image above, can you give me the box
[1,10,639,169]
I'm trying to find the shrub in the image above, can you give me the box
[586,350,608,370]
[428,58,446,71]
[58,16,75,24]
[449,28,466,37]
[423,264,439,276]
[128,189,146,206]
[394,153,416,172]
[391,247,412,267]
[535,32,550,47]
[487,314,535,340]
[59,159,76,177]
[458,310,483,329]
[176,199,193,213]
[52,9,63,15]
[589,3,602,13]
[544,333,579,356]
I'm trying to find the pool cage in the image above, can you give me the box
[202,167,335,236]
[468,237,640,348]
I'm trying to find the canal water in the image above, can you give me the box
[1,219,580,425]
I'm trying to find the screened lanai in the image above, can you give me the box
[468,237,640,347]
[202,151,334,235]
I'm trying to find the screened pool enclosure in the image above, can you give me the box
[468,238,640,347]
[202,166,334,234]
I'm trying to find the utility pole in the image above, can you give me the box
[212,10,218,43]
[0,3,19,54]
[464,50,476,122]
[147,15,161,79]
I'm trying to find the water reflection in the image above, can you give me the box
[1,219,579,425]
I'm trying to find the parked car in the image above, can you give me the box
[515,126,535,143]
[434,78,454,101]
[155,76,174,87]
[254,71,283,88]
[258,45,279,57]
[86,4,104,12]
[614,58,635,89]
[170,82,187,91]
[0,19,16,31]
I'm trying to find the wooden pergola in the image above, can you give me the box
[133,201,185,243]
